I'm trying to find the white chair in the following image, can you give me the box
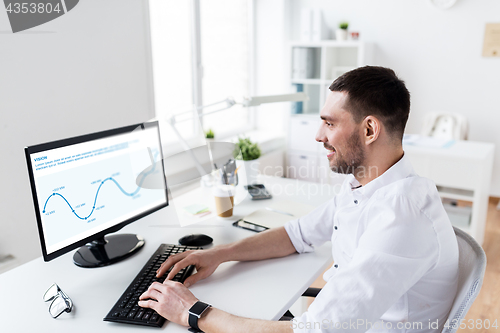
[421,113,469,140]
[442,227,487,333]
[285,227,487,328]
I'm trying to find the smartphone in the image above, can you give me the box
[244,184,272,200]
[232,219,269,233]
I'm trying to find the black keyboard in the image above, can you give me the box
[104,243,201,327]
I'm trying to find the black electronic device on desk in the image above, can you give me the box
[244,184,272,200]
[179,234,213,246]
[24,121,168,267]
[104,243,201,327]
[233,219,269,233]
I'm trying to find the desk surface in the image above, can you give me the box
[0,176,335,332]
[403,138,494,161]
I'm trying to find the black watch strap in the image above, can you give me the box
[188,301,212,332]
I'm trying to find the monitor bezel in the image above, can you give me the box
[24,121,168,262]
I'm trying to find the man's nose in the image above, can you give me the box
[315,125,325,143]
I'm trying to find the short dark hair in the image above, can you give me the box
[329,66,410,141]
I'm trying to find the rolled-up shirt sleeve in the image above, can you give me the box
[284,196,338,253]
[292,194,439,333]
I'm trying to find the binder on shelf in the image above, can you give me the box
[311,9,328,41]
[292,47,303,79]
[300,8,312,41]
[292,47,316,79]
[291,84,304,114]
[300,8,328,41]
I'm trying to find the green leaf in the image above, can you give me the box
[233,137,261,161]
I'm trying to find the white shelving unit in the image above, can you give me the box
[286,41,374,186]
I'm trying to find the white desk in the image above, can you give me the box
[404,139,494,245]
[0,176,335,332]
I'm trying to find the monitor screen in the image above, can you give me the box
[25,122,168,263]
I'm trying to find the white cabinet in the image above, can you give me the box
[286,115,347,185]
[404,140,495,245]
[289,117,322,152]
[287,41,373,185]
[287,153,319,183]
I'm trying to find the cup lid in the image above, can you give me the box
[212,184,235,197]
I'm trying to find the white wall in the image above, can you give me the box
[254,0,290,134]
[256,0,500,196]
[0,0,155,269]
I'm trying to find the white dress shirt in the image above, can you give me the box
[284,155,459,333]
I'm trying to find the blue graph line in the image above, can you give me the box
[42,152,159,221]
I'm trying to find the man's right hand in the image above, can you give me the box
[156,248,224,287]
[156,227,296,288]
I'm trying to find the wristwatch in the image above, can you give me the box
[188,301,212,332]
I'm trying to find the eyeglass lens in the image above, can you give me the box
[43,283,59,302]
[49,295,71,318]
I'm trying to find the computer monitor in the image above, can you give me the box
[24,121,168,268]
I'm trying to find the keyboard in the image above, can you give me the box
[104,243,201,327]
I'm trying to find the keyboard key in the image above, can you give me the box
[135,310,144,319]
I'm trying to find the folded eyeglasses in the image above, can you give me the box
[43,283,73,318]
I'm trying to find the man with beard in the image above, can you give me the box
[138,66,459,333]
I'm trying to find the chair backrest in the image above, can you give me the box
[441,227,487,333]
[421,113,469,140]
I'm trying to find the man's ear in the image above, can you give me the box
[363,116,381,145]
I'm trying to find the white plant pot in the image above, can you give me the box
[336,29,348,41]
[243,159,260,185]
[205,138,215,149]
[199,138,215,188]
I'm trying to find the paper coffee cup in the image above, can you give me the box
[213,185,235,217]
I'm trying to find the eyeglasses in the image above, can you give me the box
[43,283,73,318]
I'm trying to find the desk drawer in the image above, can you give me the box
[289,118,322,153]
[405,153,481,191]
[287,153,319,183]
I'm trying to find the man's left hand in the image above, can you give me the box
[138,280,198,326]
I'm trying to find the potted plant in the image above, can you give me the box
[336,22,348,41]
[205,129,215,139]
[205,129,215,151]
[199,129,216,187]
[234,137,261,184]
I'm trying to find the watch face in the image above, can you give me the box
[189,301,211,331]
[190,301,211,315]
[430,0,457,9]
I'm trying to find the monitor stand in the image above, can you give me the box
[73,234,145,268]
